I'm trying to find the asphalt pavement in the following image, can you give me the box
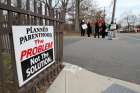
[63,33,140,85]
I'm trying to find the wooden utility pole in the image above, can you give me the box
[111,0,117,38]
[111,0,117,24]
[75,0,80,32]
[104,7,105,19]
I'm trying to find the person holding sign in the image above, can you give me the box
[80,20,87,36]
[108,23,117,40]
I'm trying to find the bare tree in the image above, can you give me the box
[75,0,80,32]
[45,0,55,16]
[71,0,100,31]
[121,14,136,32]
[59,0,70,21]
[0,0,7,4]
[80,0,93,19]
[66,0,75,23]
[126,15,136,31]
[43,0,69,21]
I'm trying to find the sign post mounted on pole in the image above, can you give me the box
[12,26,55,87]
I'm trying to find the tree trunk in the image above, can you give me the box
[75,0,80,32]
[61,8,66,22]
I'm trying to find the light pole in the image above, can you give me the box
[111,0,117,24]
[103,7,105,20]
[111,0,117,38]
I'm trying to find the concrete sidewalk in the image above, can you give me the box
[46,63,140,93]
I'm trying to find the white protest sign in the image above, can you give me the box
[12,26,55,87]
[82,24,87,30]
[110,24,117,30]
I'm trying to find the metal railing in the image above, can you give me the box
[0,0,64,93]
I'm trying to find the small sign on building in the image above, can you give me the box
[12,26,55,87]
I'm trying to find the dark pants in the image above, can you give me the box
[87,33,91,37]
[102,32,106,38]
[81,30,85,36]
[105,32,108,36]
[94,31,100,38]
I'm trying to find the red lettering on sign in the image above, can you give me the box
[20,42,53,61]
[27,48,32,58]
[20,50,26,60]
[32,47,37,55]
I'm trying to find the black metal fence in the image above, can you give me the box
[0,0,64,93]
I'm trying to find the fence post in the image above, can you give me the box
[45,3,48,25]
[7,0,19,92]
[0,47,5,93]
[26,0,30,25]
[34,0,37,25]
[59,24,64,63]
[17,0,22,24]
[49,9,53,25]
[39,2,43,25]
[0,7,4,93]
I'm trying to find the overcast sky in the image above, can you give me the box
[94,0,140,21]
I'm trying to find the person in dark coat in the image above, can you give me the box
[94,21,100,38]
[80,20,85,36]
[87,22,92,37]
[101,22,106,38]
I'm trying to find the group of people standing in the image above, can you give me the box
[80,17,107,38]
